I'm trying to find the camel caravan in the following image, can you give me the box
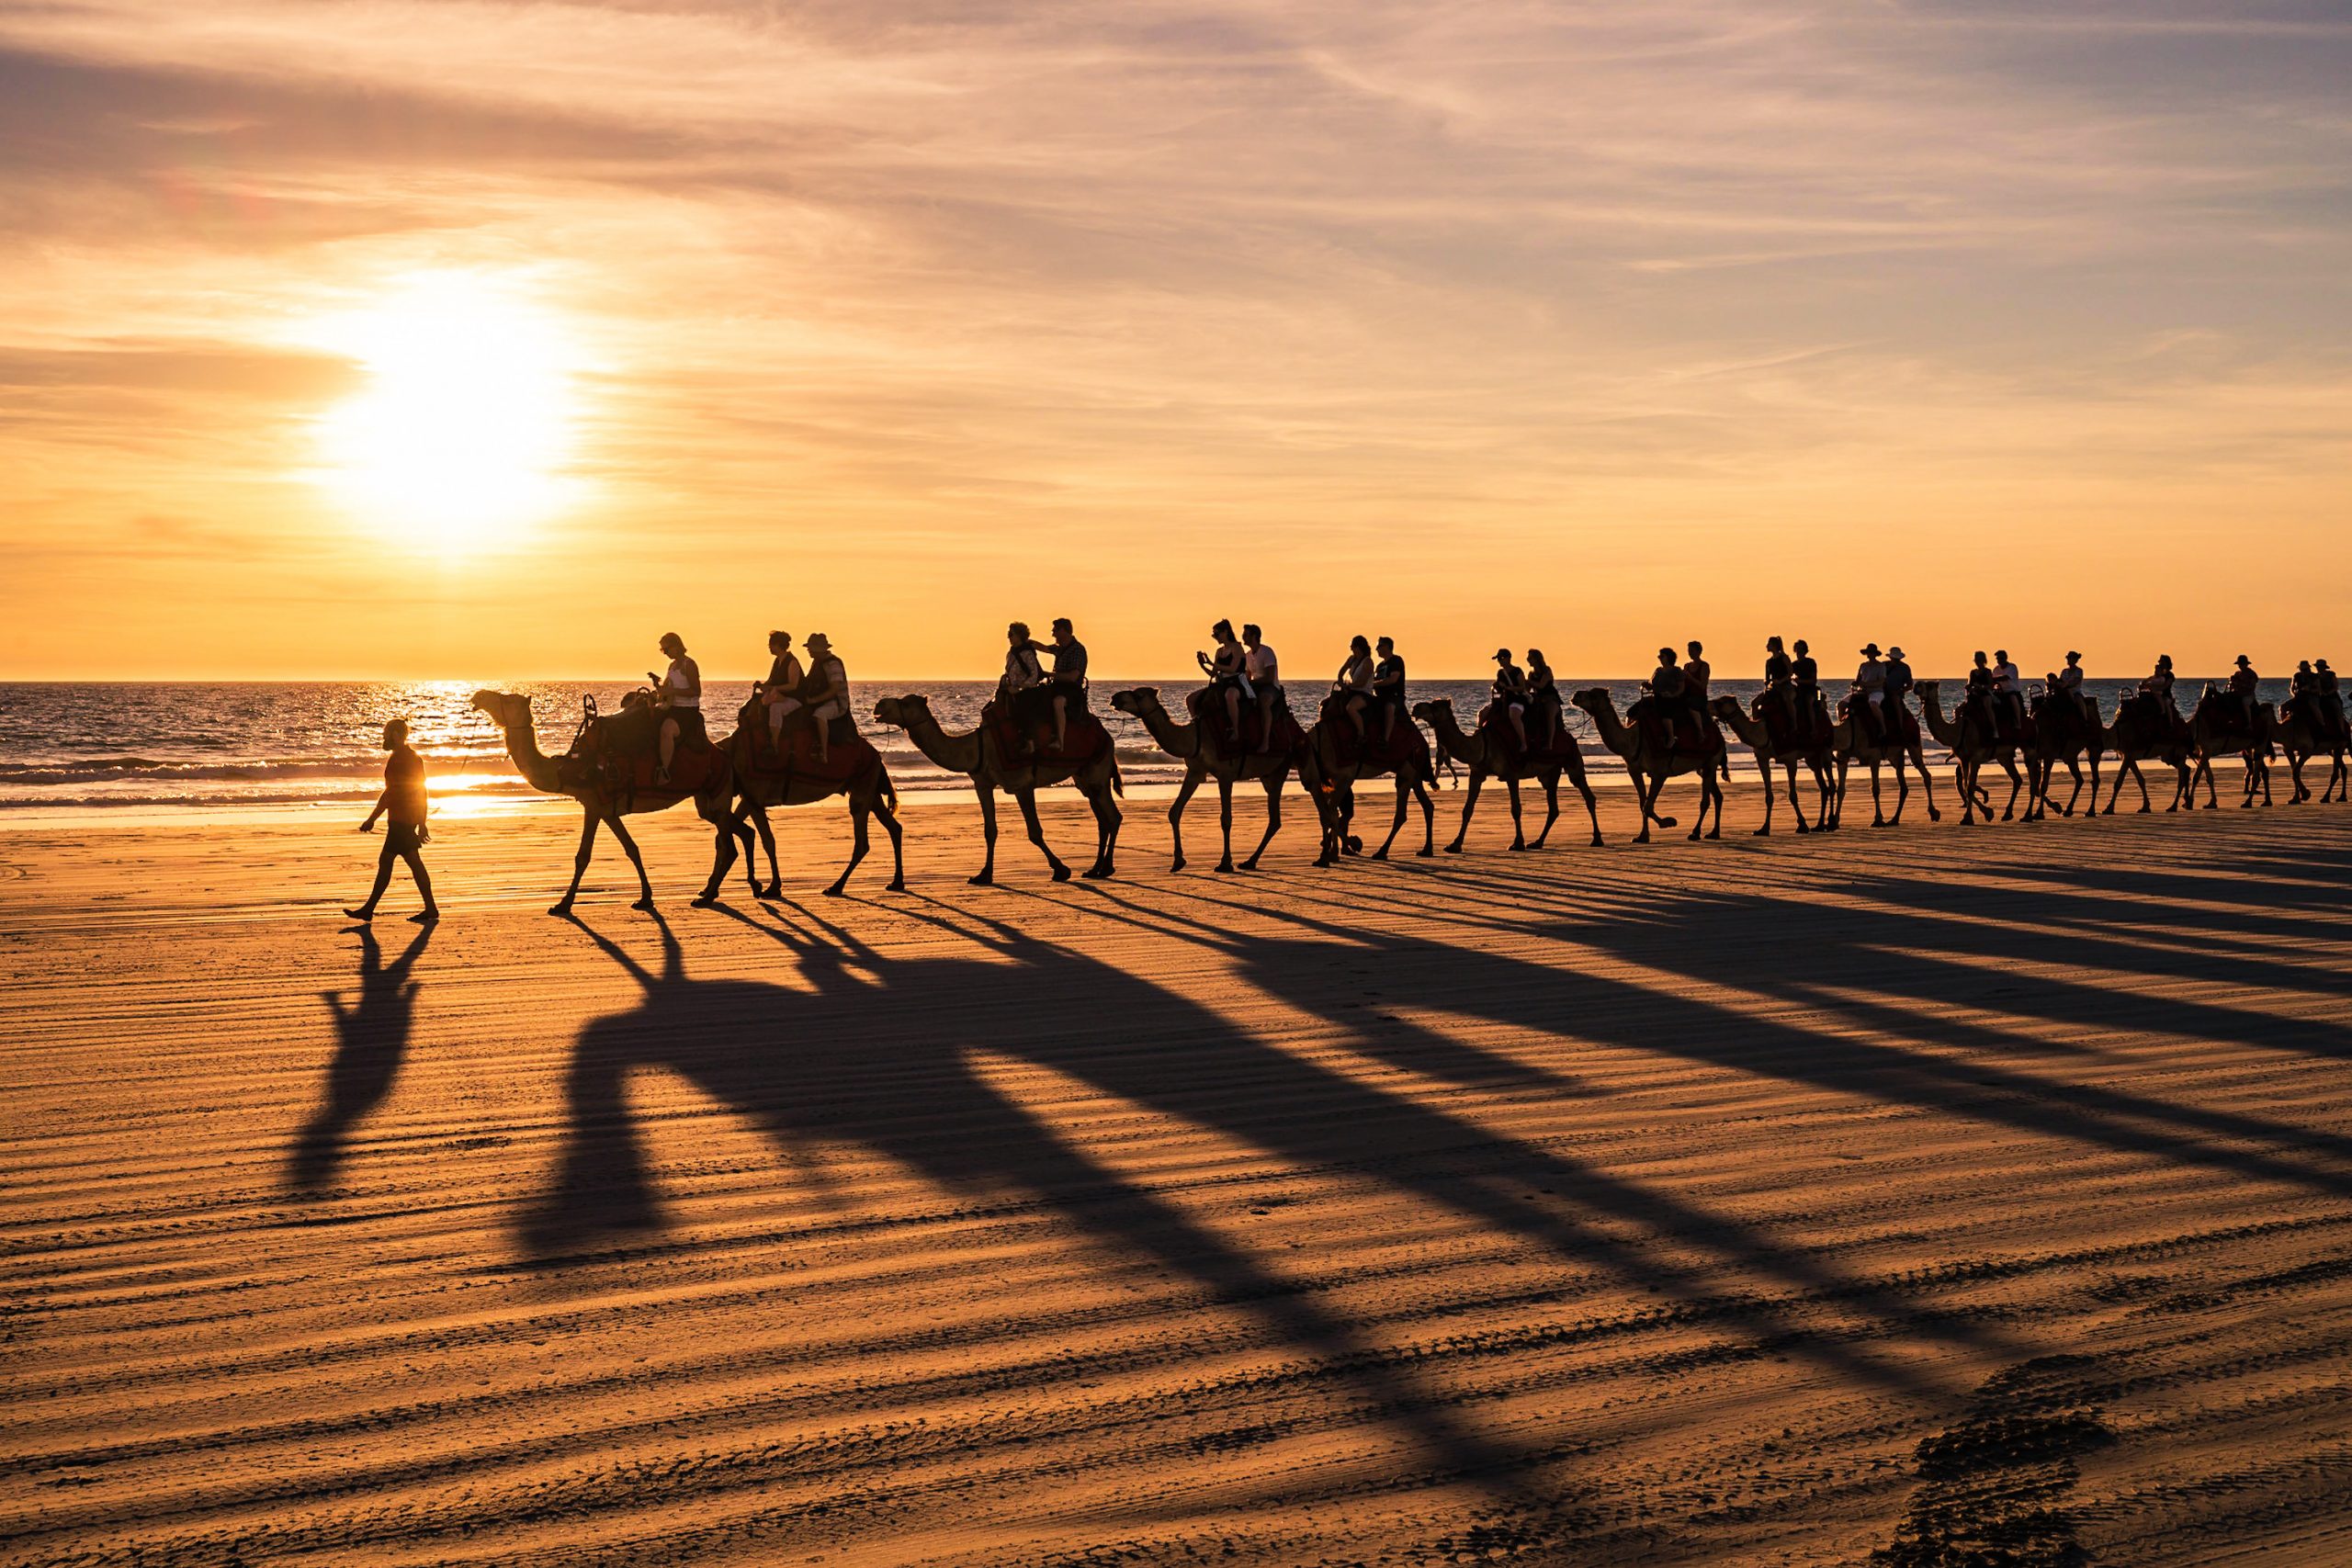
[467,628,2349,911]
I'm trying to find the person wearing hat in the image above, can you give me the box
[2053,649,2087,725]
[1492,648,1531,751]
[800,633,848,766]
[2230,654,2261,731]
[1332,634,1377,740]
[1992,649,2024,738]
[1854,643,1887,741]
[1883,645,1916,742]
[346,717,439,924]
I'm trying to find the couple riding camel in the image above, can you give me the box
[1645,641,1730,772]
[2289,658,2346,739]
[998,617,1089,755]
[1331,635,1409,747]
[1852,642,1918,743]
[1487,647,1562,753]
[1761,635,1826,739]
[1196,620,1283,753]
[750,630,851,767]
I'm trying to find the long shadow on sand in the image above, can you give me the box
[288,921,433,1196]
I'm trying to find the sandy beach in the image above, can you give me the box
[6,783,2352,1565]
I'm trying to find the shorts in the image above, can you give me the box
[667,709,707,745]
[384,821,425,855]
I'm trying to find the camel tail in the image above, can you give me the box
[1111,753,1126,798]
[879,762,899,815]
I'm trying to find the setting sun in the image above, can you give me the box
[310,273,582,553]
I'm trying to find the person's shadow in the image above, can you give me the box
[288,922,432,1196]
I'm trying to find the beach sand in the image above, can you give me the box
[6,779,2352,1565]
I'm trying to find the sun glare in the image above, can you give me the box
[311,272,582,553]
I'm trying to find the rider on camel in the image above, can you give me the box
[1764,636,1795,732]
[1792,639,1820,730]
[1197,619,1251,749]
[1526,649,1562,750]
[757,629,805,755]
[1243,625,1283,754]
[1854,643,1888,742]
[654,632,702,785]
[2319,659,2345,739]
[1333,635,1376,740]
[1647,647,1690,748]
[2230,655,2261,732]
[1046,617,1088,754]
[1372,636,1407,746]
[2140,654,2178,725]
[1492,649,1530,751]
[800,633,846,766]
[1687,640,1727,778]
[2053,651,2088,726]
[1992,649,2024,739]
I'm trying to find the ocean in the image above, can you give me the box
[0,675,2271,818]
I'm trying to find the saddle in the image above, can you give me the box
[740,718,879,789]
[2195,689,2267,744]
[1753,691,1832,750]
[1630,694,1722,759]
[1315,693,1430,779]
[1475,698,1573,762]
[1187,685,1305,760]
[984,696,1112,765]
[1841,699,1925,749]
[560,695,721,800]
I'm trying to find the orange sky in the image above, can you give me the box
[1,2,2347,680]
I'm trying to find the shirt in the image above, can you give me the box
[1856,660,1885,693]
[1002,644,1043,694]
[1992,661,2020,694]
[1764,652,1792,684]
[665,656,701,710]
[1651,665,1687,701]
[1246,644,1280,685]
[1685,658,1712,698]
[1791,655,1818,685]
[1050,638,1089,683]
[385,745,427,827]
[764,653,802,692]
[1373,654,1405,696]
[1883,659,1912,696]
[2056,666,2083,692]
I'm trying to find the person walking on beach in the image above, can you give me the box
[346,719,438,924]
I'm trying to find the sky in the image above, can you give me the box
[0,0,2346,680]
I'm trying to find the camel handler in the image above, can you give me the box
[801,633,848,766]
[1855,643,1888,742]
[1046,616,1089,753]
[758,629,805,754]
[1372,636,1407,746]
[346,718,439,924]
[1492,649,1531,751]
[1242,624,1283,754]
[652,631,703,785]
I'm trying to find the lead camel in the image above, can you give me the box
[471,689,745,915]
[874,694,1123,883]
[1414,696,1602,852]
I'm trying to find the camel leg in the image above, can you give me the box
[1371,777,1410,859]
[606,814,656,909]
[1447,770,1484,853]
[750,804,781,896]
[1504,775,1529,851]
[1867,761,1885,827]
[1414,779,1435,856]
[552,809,600,915]
[1209,775,1237,873]
[1633,767,1668,843]
[876,795,906,891]
[2061,759,2084,818]
[1532,771,1559,848]
[1754,753,1777,835]
[1242,774,1282,870]
[824,799,871,897]
[1911,749,1939,822]
[2288,753,2308,806]
[1165,770,1200,873]
[694,812,747,907]
[1082,775,1122,878]
[972,783,1001,886]
[1015,788,1071,880]
[1577,770,1603,846]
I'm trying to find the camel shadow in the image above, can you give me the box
[288,922,433,1196]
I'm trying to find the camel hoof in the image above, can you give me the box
[1590,834,1604,847]
[759,883,782,899]
[548,902,573,917]
[1080,865,1111,880]
[1052,864,1073,881]
[1443,843,1464,855]
[691,893,719,908]
[1754,827,1771,837]
[968,873,993,886]
[1415,847,1433,858]
[631,897,657,911]
[1344,836,1364,853]
[1655,817,1679,829]
[822,883,848,897]
[1239,858,1261,872]
[887,878,907,892]
[1215,862,1236,874]
[1170,858,1186,874]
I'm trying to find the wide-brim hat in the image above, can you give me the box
[1889,646,1905,659]
[806,633,832,650]
[1860,643,1883,657]
[2235,654,2251,665]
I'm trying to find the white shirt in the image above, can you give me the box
[1003,645,1043,690]
[1992,661,2020,694]
[2056,666,2083,692]
[665,656,700,710]
[1855,660,1884,693]
[1246,643,1280,685]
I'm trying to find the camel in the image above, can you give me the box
[1414,697,1601,852]
[2187,687,2275,810]
[1915,682,2028,826]
[2021,691,2104,822]
[1298,701,1435,865]
[874,694,1122,883]
[1569,688,1724,842]
[1829,700,1942,829]
[2276,702,2348,806]
[1709,694,1835,835]
[707,703,905,898]
[471,689,742,915]
[1110,686,1301,873]
[2098,694,2193,815]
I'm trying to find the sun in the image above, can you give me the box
[310,272,583,553]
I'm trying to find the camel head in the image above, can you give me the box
[1568,687,1613,716]
[1710,694,1742,720]
[872,694,929,730]
[1109,687,1159,716]
[1410,697,1452,724]
[469,690,531,730]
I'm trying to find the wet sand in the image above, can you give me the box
[6,783,2352,1565]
